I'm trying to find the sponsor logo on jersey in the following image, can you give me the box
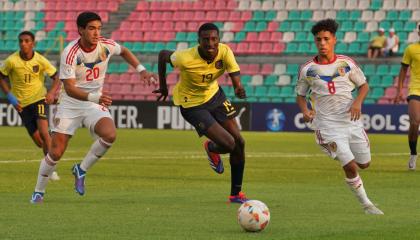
[33,65,39,73]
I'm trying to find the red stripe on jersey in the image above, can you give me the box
[66,43,79,64]
[298,59,314,79]
[99,37,116,46]
[69,46,80,66]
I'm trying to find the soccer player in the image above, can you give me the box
[394,24,420,170]
[0,31,61,180]
[296,19,384,215]
[30,12,157,203]
[154,23,248,203]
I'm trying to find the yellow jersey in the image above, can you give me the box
[402,42,420,96]
[0,51,56,107]
[370,35,386,48]
[170,43,240,108]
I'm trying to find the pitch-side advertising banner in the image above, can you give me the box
[250,103,412,134]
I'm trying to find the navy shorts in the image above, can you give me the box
[407,95,420,102]
[180,88,237,136]
[18,99,48,136]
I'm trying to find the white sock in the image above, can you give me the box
[345,175,373,206]
[80,138,112,171]
[34,154,57,193]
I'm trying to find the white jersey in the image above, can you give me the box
[295,55,367,130]
[59,37,121,114]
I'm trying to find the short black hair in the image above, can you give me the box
[77,11,101,28]
[311,19,339,36]
[197,23,219,36]
[18,31,35,41]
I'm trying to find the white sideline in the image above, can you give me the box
[0,152,408,164]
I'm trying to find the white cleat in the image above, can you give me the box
[363,204,384,215]
[408,155,417,171]
[50,171,60,181]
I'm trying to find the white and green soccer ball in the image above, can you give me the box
[237,200,270,232]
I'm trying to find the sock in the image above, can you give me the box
[80,138,112,171]
[230,161,245,196]
[409,140,417,155]
[34,154,57,193]
[345,175,373,206]
[208,141,230,154]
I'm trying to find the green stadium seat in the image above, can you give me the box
[349,11,361,21]
[234,32,246,42]
[241,75,252,86]
[258,97,270,102]
[256,22,267,31]
[143,63,152,71]
[353,22,365,31]
[154,42,166,52]
[0,41,4,51]
[165,42,176,50]
[356,32,369,42]
[244,21,256,32]
[245,97,257,102]
[122,42,133,50]
[399,10,411,21]
[267,86,280,97]
[392,21,403,31]
[35,12,45,20]
[221,86,234,97]
[284,43,298,55]
[404,21,416,31]
[379,21,391,30]
[55,21,65,30]
[271,97,283,103]
[132,42,143,52]
[300,10,312,20]
[108,63,119,73]
[336,43,347,54]
[265,11,277,21]
[4,40,17,51]
[118,63,129,73]
[370,87,384,99]
[279,86,294,97]
[143,42,154,52]
[389,64,400,76]
[363,64,376,76]
[244,86,254,96]
[297,43,310,54]
[15,12,24,20]
[254,86,268,97]
[341,21,353,32]
[35,41,46,51]
[290,21,302,31]
[348,42,360,55]
[376,64,389,76]
[386,10,398,21]
[303,21,314,31]
[284,97,296,103]
[253,11,265,21]
[288,10,300,21]
[336,11,349,20]
[34,21,45,31]
[335,31,344,41]
[265,75,278,85]
[286,64,299,75]
[175,32,187,42]
[295,32,307,42]
[368,75,381,87]
[278,21,290,32]
[370,0,382,10]
[380,76,394,87]
[186,32,196,42]
[364,99,375,104]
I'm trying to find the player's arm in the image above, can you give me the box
[296,95,314,122]
[349,83,369,121]
[0,72,22,112]
[229,72,246,99]
[153,50,173,101]
[45,72,61,104]
[62,78,112,106]
[119,46,157,86]
[394,63,408,103]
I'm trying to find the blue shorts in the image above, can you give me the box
[180,88,237,136]
[19,99,48,136]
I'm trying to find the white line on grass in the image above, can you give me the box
[0,152,408,164]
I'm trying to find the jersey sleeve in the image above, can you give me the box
[0,57,12,77]
[348,61,367,87]
[169,51,182,69]
[224,46,240,73]
[401,45,411,65]
[295,65,310,96]
[39,55,57,77]
[59,47,76,80]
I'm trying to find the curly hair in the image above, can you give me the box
[311,19,339,36]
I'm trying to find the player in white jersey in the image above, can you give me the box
[30,12,157,203]
[296,19,383,215]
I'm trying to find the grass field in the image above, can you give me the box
[1,126,420,240]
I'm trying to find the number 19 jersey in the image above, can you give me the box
[295,55,367,130]
[59,37,121,112]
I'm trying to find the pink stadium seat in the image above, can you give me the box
[67,31,79,41]
[85,1,96,10]
[162,11,173,21]
[108,74,120,83]
[44,12,56,21]
[46,21,57,31]
[377,98,390,104]
[129,21,142,31]
[205,11,217,21]
[261,43,273,54]
[273,42,285,54]
[98,12,109,22]
[131,31,143,41]
[128,74,138,84]
[226,42,237,52]
[267,21,279,32]
[107,1,119,11]
[162,21,174,31]
[57,1,66,11]
[270,32,283,42]
[187,22,199,31]
[194,11,205,21]
[45,2,55,11]
[152,22,163,31]
[191,1,203,10]
[119,73,131,84]
[120,31,132,41]
[241,11,252,21]
[65,11,77,21]
[149,1,161,10]
[229,11,241,21]
[236,42,248,54]
[160,1,172,10]
[136,1,148,10]
[175,22,187,31]
[64,22,77,31]
[227,0,237,9]
[152,32,164,41]
[142,21,153,31]
[246,32,258,42]
[173,11,183,21]
[183,11,194,21]
[217,11,229,21]
[181,1,194,9]
[261,64,274,75]
[248,64,260,74]
[258,32,270,42]
[143,32,153,41]
[150,12,162,21]
[239,64,250,74]
[163,32,175,41]
[120,21,131,30]
[232,22,244,32]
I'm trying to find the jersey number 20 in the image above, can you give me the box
[86,67,99,81]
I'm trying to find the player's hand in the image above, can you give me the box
[302,109,315,122]
[348,101,362,121]
[99,92,112,107]
[139,71,158,86]
[7,92,22,112]
[152,87,168,101]
[45,92,55,105]
[234,86,246,99]
[393,91,405,104]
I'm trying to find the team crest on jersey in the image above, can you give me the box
[53,117,60,127]
[328,142,337,152]
[215,60,223,69]
[338,67,346,76]
[32,65,39,73]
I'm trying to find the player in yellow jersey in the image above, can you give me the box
[394,24,420,170]
[154,23,248,203]
[0,31,61,180]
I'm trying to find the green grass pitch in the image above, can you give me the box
[0,126,420,239]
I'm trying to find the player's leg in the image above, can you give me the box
[407,97,420,170]
[220,118,247,203]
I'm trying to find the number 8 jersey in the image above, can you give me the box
[59,37,121,110]
[295,55,367,130]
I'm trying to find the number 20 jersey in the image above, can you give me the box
[59,37,121,111]
[295,55,367,130]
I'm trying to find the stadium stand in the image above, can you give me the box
[0,0,418,103]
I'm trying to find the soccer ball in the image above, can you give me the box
[237,200,270,232]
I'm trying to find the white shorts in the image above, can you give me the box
[51,103,112,137]
[314,125,371,167]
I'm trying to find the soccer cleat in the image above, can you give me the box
[204,140,224,174]
[408,155,417,170]
[30,192,44,204]
[72,164,86,196]
[363,204,384,215]
[50,171,60,181]
[229,192,249,204]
